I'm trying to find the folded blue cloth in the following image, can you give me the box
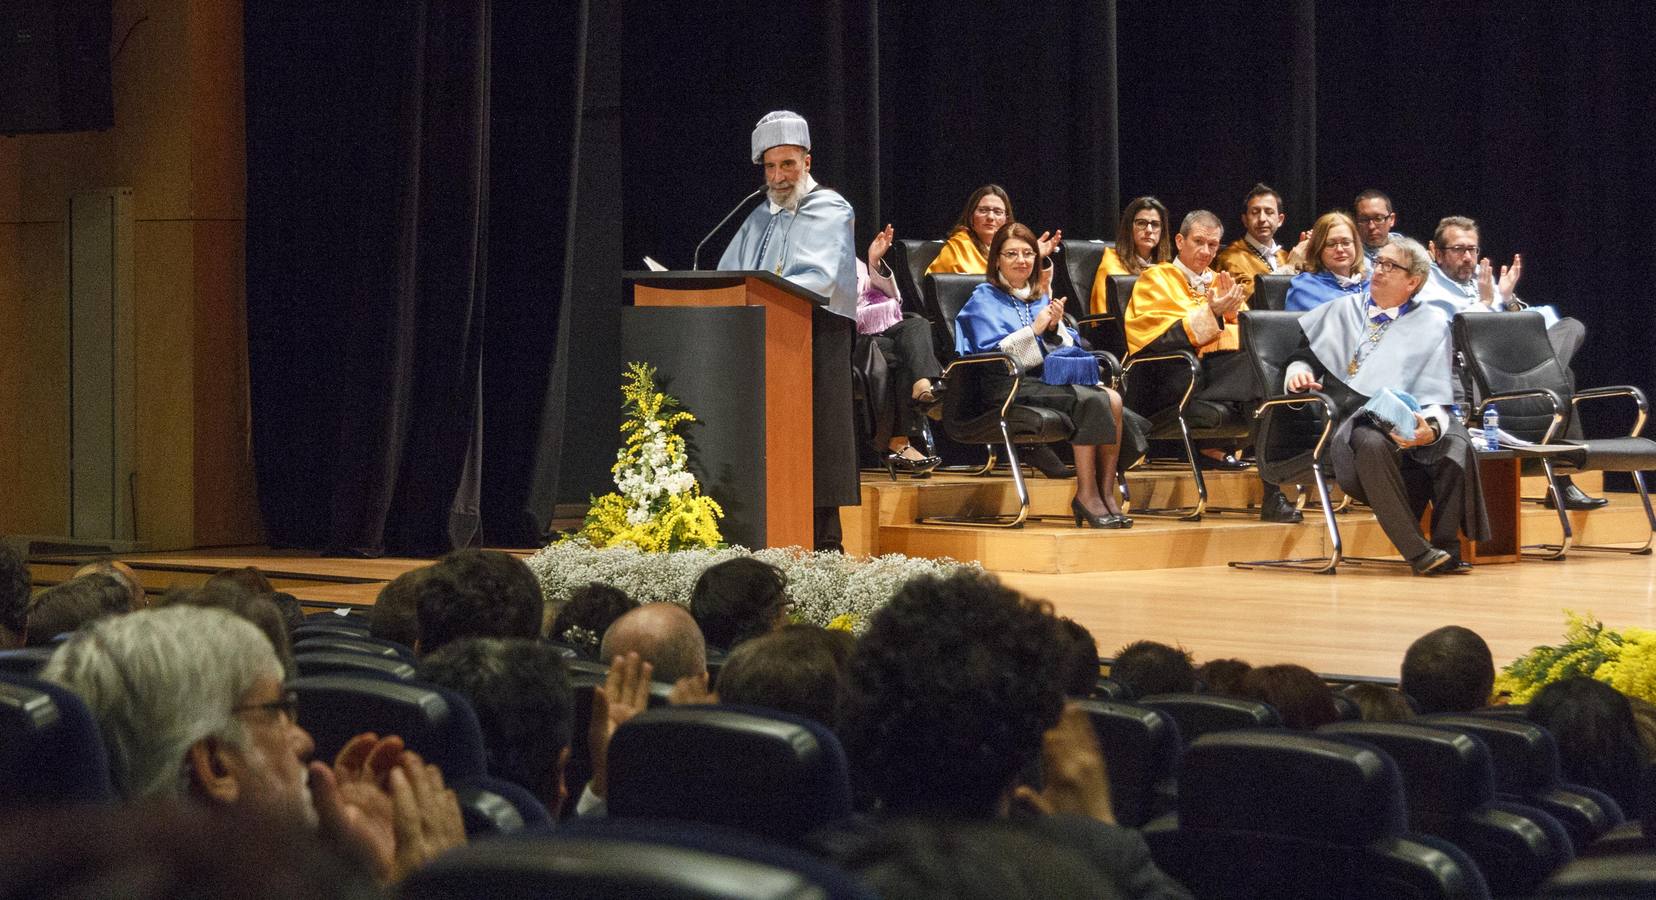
[1359,388,1421,438]
[1041,346,1101,386]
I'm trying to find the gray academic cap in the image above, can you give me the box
[750,110,811,163]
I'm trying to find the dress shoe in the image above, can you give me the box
[1259,490,1303,523]
[883,450,941,479]
[1027,445,1074,478]
[1543,482,1609,511]
[1409,547,1455,576]
[1072,499,1128,529]
[1197,452,1251,471]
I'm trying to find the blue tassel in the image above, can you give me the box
[1040,346,1101,386]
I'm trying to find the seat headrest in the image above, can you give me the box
[290,676,487,782]
[1075,699,1182,827]
[0,674,116,805]
[1418,714,1561,795]
[1178,729,1406,844]
[607,704,852,844]
[1319,722,1495,815]
[927,273,985,329]
[0,647,56,677]
[292,651,417,682]
[1138,693,1280,741]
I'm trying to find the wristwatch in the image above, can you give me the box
[1425,417,1443,442]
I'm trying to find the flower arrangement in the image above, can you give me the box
[572,362,725,552]
[1494,611,1656,705]
[526,540,979,633]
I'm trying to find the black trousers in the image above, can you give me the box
[872,314,943,438]
[1336,420,1473,560]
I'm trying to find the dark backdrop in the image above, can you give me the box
[244,0,1656,554]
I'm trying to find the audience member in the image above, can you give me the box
[1630,697,1656,761]
[860,223,944,475]
[1528,677,1648,815]
[1237,664,1339,730]
[41,606,465,883]
[1089,196,1172,313]
[24,574,131,645]
[163,581,297,678]
[928,184,1013,274]
[599,602,708,684]
[1055,617,1102,697]
[205,566,304,633]
[549,581,638,660]
[1194,658,1252,697]
[0,542,26,649]
[1110,640,1197,699]
[1399,626,1495,713]
[955,222,1140,528]
[1285,211,1368,311]
[369,567,427,649]
[1352,189,1404,267]
[72,558,147,611]
[713,624,850,728]
[419,638,575,814]
[1214,183,1293,303]
[414,549,544,656]
[1124,209,1300,522]
[1342,683,1415,722]
[689,557,792,652]
[833,818,1125,900]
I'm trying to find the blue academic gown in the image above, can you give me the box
[1284,270,1368,312]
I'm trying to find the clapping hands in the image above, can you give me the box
[868,223,895,272]
[1208,271,1244,318]
[1033,295,1067,334]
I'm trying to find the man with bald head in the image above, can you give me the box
[598,601,708,684]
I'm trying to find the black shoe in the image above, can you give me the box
[1027,445,1074,478]
[1260,490,1303,523]
[1543,482,1610,511]
[1072,499,1128,529]
[883,450,941,479]
[1410,547,1455,576]
[1197,451,1251,471]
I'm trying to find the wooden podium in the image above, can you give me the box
[621,271,826,549]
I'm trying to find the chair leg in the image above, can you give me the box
[1523,459,1573,560]
[1535,469,1656,556]
[1130,417,1209,520]
[916,430,1030,528]
[1230,462,1346,574]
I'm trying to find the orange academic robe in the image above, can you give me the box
[1214,238,1289,304]
[926,229,988,274]
[1124,263,1243,356]
[1088,246,1134,314]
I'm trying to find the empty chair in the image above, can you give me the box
[0,647,56,677]
[290,676,487,784]
[291,650,417,682]
[291,622,373,642]
[1138,693,1280,743]
[1056,239,1112,324]
[1321,720,1574,896]
[1537,851,1656,898]
[0,673,115,806]
[606,705,852,845]
[400,819,874,900]
[1143,729,1490,899]
[290,634,414,662]
[1074,698,1181,827]
[1419,715,1623,851]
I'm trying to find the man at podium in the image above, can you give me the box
[718,110,860,550]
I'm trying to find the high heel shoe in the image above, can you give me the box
[884,450,941,480]
[1071,498,1128,529]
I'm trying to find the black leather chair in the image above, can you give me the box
[606,705,853,846]
[1419,714,1624,852]
[1536,851,1656,898]
[0,673,116,806]
[1143,730,1491,899]
[1074,698,1181,827]
[1138,693,1281,744]
[919,272,1119,527]
[1321,721,1575,896]
[1454,311,1656,557]
[891,238,945,321]
[400,819,875,900]
[290,634,415,662]
[292,650,418,682]
[1253,273,1294,311]
[1074,263,1131,360]
[0,647,55,677]
[1057,239,1112,321]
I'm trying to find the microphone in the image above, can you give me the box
[693,187,764,271]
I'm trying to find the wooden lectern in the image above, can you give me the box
[621,271,825,549]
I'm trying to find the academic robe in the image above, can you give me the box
[1088,246,1137,314]
[1214,239,1289,304]
[719,185,860,509]
[1284,269,1368,312]
[926,229,988,275]
[1124,263,1243,357]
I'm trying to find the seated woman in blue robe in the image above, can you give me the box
[1286,211,1368,312]
[953,222,1139,528]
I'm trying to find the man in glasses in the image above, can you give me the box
[1215,183,1294,304]
[1353,189,1406,268]
[1419,216,1602,510]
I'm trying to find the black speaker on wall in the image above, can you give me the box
[0,0,113,135]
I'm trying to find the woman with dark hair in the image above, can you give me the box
[688,557,791,653]
[1237,664,1339,730]
[1285,211,1368,312]
[1089,196,1171,314]
[953,223,1142,528]
[549,582,639,660]
[928,184,1014,274]
[1528,677,1649,814]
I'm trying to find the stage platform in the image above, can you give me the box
[24,468,1655,680]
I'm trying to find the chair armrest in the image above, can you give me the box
[1571,385,1650,438]
[1090,350,1122,386]
[1122,351,1201,413]
[940,352,1023,420]
[1074,313,1118,325]
[1254,392,1340,463]
[1479,388,1567,443]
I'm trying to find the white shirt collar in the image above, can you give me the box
[1173,256,1212,291]
[1244,233,1279,258]
[767,172,818,214]
[1366,300,1409,321]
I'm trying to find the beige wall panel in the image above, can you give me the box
[189,0,247,219]
[15,132,119,225]
[0,140,20,221]
[192,221,260,545]
[110,0,192,221]
[0,224,71,534]
[133,221,196,549]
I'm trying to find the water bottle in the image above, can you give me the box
[1450,403,1464,425]
[1482,405,1500,452]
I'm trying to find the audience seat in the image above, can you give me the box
[1536,851,1656,898]
[399,819,874,900]
[0,647,55,677]
[1090,675,1131,701]
[291,622,373,642]
[292,650,417,682]
[0,673,115,806]
[290,635,414,662]
[606,705,853,846]
[560,667,672,820]
[290,676,487,784]
[456,777,553,836]
[1320,721,1574,896]
[1252,273,1293,311]
[304,609,371,625]
[1419,715,1623,851]
[1138,693,1280,743]
[1074,698,1181,827]
[1143,730,1491,899]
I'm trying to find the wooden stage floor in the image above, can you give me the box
[30,537,1656,682]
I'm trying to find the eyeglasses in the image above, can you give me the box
[1323,238,1354,249]
[1372,258,1410,275]
[1000,249,1036,261]
[1441,244,1480,256]
[1356,214,1394,226]
[233,690,300,723]
[974,206,1007,219]
[1131,218,1161,230]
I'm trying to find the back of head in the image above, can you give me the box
[1528,677,1646,808]
[1110,640,1196,698]
[415,549,544,656]
[688,557,789,652]
[1054,618,1100,697]
[550,581,638,659]
[25,574,132,645]
[834,818,1121,900]
[714,625,849,727]
[598,602,707,683]
[72,558,146,612]
[206,566,275,596]
[1238,664,1339,730]
[1401,626,1494,714]
[1195,658,1253,697]
[40,606,282,801]
[0,542,28,648]
[839,571,1064,817]
[1344,683,1415,722]
[162,582,295,678]
[370,566,428,648]
[419,637,575,809]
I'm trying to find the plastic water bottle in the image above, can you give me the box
[1482,405,1500,452]
[1450,403,1464,425]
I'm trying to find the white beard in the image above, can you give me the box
[767,182,800,210]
